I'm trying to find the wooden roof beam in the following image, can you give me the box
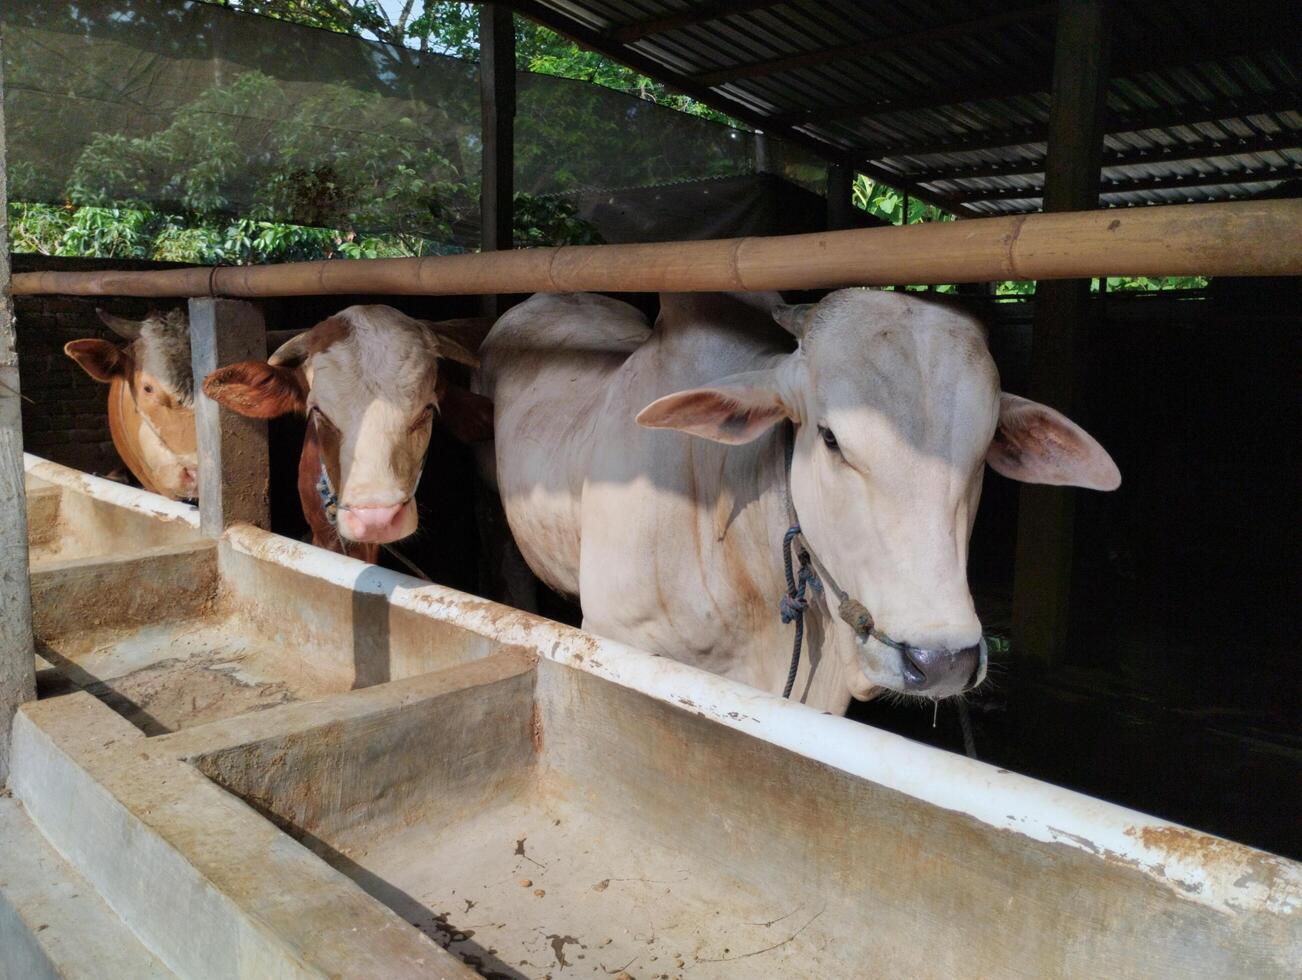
[779,28,1298,126]
[694,4,1053,87]
[858,88,1302,160]
[948,164,1302,202]
[912,131,1302,183]
[608,1,789,44]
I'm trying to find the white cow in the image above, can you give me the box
[478,289,1119,713]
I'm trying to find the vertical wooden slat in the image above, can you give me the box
[0,36,36,784]
[479,4,515,319]
[189,298,270,537]
[1012,0,1113,666]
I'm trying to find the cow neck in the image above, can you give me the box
[107,376,161,494]
[776,421,908,698]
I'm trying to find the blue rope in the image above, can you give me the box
[779,522,821,698]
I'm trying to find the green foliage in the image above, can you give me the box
[852,175,953,226]
[65,70,469,242]
[511,193,602,248]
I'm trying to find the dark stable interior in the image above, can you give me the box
[16,264,1300,860]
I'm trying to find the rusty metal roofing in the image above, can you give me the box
[508,0,1302,216]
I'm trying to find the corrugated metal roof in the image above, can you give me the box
[512,0,1301,215]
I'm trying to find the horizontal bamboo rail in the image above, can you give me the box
[11,200,1301,298]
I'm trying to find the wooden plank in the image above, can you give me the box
[10,200,1302,298]
[188,299,270,537]
[1012,0,1113,668]
[479,3,516,319]
[0,35,36,784]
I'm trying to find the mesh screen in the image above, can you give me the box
[1,0,827,252]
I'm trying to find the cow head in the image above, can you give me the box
[202,305,481,545]
[637,289,1119,700]
[64,309,198,499]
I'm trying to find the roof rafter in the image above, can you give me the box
[608,1,789,44]
[950,164,1302,203]
[912,131,1302,183]
[777,28,1299,126]
[857,89,1302,160]
[694,4,1053,87]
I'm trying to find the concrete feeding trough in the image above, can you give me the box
[2,455,1299,979]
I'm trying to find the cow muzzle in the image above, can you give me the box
[338,498,416,543]
[897,637,987,697]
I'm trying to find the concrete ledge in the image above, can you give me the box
[10,695,476,979]
[0,795,174,979]
[31,541,217,638]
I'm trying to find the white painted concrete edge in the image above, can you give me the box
[23,454,200,529]
[223,523,1302,919]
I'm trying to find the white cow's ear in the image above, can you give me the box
[434,336,480,369]
[96,309,143,340]
[987,393,1121,491]
[636,369,791,445]
[772,303,815,339]
[269,331,313,369]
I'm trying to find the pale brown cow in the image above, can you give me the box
[202,305,490,563]
[64,310,198,500]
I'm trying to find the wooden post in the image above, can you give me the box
[0,37,36,784]
[753,130,772,174]
[826,160,854,231]
[1012,0,1113,666]
[189,298,270,537]
[479,3,515,319]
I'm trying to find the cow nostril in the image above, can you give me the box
[900,646,927,689]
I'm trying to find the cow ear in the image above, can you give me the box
[203,361,306,418]
[772,303,815,339]
[419,318,485,369]
[268,331,312,369]
[434,336,480,369]
[987,393,1121,490]
[96,309,143,340]
[65,339,129,383]
[437,384,494,443]
[636,369,792,445]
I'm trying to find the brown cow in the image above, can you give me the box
[202,305,491,563]
[64,310,198,500]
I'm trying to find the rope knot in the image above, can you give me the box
[779,592,807,624]
[837,597,875,639]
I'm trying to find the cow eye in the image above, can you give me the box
[310,406,338,432]
[412,403,435,431]
[819,425,840,452]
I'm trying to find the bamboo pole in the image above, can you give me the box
[10,200,1301,299]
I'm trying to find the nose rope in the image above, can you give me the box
[779,422,914,698]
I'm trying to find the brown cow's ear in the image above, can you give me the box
[636,369,792,446]
[203,361,306,418]
[436,385,494,443]
[987,393,1121,491]
[65,339,130,383]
